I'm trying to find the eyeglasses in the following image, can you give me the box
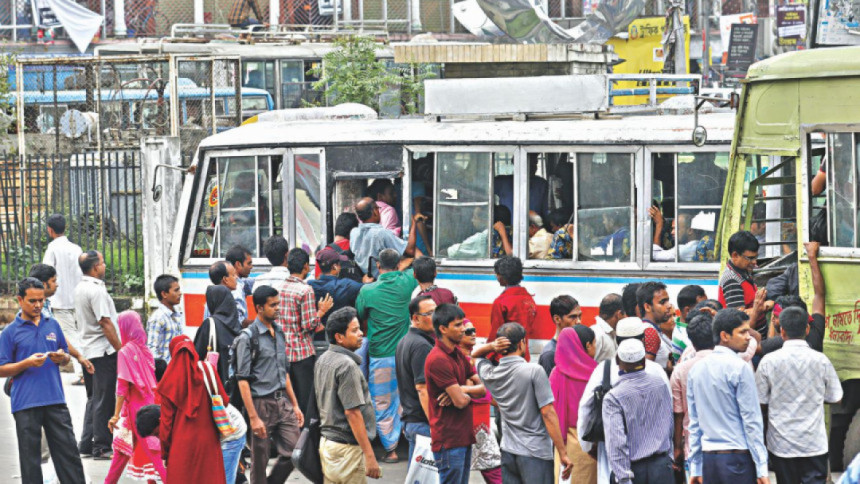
[741,254,758,263]
[418,310,435,317]
[464,328,477,336]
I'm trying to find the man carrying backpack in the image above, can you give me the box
[235,286,304,484]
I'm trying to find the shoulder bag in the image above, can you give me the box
[292,390,323,484]
[580,360,612,442]
[199,361,240,440]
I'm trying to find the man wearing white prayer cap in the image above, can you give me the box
[603,338,674,484]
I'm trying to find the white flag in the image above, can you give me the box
[44,0,104,53]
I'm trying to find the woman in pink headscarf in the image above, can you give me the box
[106,311,167,483]
[550,325,598,484]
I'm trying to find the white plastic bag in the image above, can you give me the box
[404,435,440,484]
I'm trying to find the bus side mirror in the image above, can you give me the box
[693,126,708,147]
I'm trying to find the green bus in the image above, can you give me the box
[716,46,860,470]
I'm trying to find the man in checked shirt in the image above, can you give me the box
[228,0,267,28]
[277,248,333,416]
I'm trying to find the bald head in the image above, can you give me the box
[355,197,380,223]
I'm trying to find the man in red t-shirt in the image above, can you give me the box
[719,231,771,333]
[488,256,537,361]
[424,304,485,484]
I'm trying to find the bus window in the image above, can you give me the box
[411,152,434,256]
[281,61,306,109]
[741,155,797,258]
[190,155,282,259]
[650,152,727,263]
[525,153,568,260]
[242,61,276,101]
[295,152,322,258]
[827,133,860,248]
[578,153,633,262]
[242,96,269,112]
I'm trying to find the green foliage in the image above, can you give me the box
[4,244,41,279]
[0,53,16,149]
[396,63,437,115]
[121,273,145,292]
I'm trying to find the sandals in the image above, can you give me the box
[71,376,85,386]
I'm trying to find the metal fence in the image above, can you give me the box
[0,151,144,295]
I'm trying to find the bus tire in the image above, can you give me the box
[843,408,860,468]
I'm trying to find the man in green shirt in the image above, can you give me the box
[355,248,418,463]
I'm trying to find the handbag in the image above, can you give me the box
[199,361,238,439]
[112,416,134,456]
[403,435,439,484]
[580,360,612,442]
[205,318,220,367]
[292,391,323,484]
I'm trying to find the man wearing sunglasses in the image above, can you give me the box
[718,231,772,334]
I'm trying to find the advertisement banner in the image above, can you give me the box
[718,12,757,53]
[815,0,860,46]
[776,4,806,47]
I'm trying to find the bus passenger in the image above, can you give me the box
[350,197,420,279]
[445,205,511,259]
[366,179,401,236]
[528,212,552,259]
[492,205,513,258]
[591,212,630,260]
[546,209,574,260]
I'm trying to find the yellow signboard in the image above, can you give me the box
[607,16,691,106]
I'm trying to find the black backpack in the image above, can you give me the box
[227,327,261,416]
[327,243,363,282]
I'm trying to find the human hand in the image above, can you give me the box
[108,415,119,433]
[757,478,770,484]
[27,353,48,368]
[753,288,768,313]
[492,221,507,235]
[413,213,427,224]
[318,294,334,315]
[48,349,67,365]
[805,241,820,259]
[294,407,304,428]
[437,392,452,407]
[690,477,702,484]
[559,454,573,480]
[492,337,511,354]
[362,274,375,284]
[365,454,381,479]
[699,306,717,317]
[78,356,95,374]
[648,206,664,226]
[672,447,684,471]
[250,415,267,439]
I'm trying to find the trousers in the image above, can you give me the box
[770,452,828,484]
[80,352,118,455]
[501,450,554,484]
[289,355,316,417]
[702,452,757,484]
[14,404,86,484]
[250,396,300,484]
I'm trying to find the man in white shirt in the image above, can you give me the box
[592,293,624,362]
[42,214,83,374]
[252,235,291,292]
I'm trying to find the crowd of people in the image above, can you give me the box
[0,207,850,484]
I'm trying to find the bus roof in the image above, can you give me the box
[95,41,394,59]
[197,112,736,150]
[746,46,860,83]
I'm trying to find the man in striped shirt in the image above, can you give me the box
[719,231,772,333]
[603,338,674,484]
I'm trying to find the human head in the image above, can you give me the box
[46,213,66,238]
[549,295,581,332]
[615,317,645,345]
[678,285,707,323]
[779,306,810,340]
[528,211,543,238]
[460,319,478,350]
[496,322,527,356]
[728,230,760,271]
[253,285,280,323]
[17,277,45,321]
[153,274,181,306]
[263,235,289,267]
[377,248,401,274]
[354,197,380,223]
[675,213,694,244]
[686,314,715,351]
[616,338,646,372]
[287,248,310,276]
[409,295,436,333]
[136,405,161,437]
[547,209,569,232]
[327,307,363,350]
[154,359,168,382]
[118,310,146,347]
[79,250,105,279]
[367,179,396,205]
[493,255,523,286]
[712,308,751,352]
[636,281,674,327]
[493,204,512,227]
[226,245,253,278]
[573,324,596,359]
[412,256,437,284]
[598,293,624,327]
[209,261,237,290]
[621,283,641,318]
[771,295,808,330]
[28,264,57,298]
[750,202,766,236]
[335,212,359,240]
[433,303,466,343]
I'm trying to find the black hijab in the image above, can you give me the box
[193,285,242,383]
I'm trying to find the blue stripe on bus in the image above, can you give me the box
[180,270,719,286]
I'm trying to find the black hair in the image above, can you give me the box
[547,209,570,230]
[18,277,44,297]
[712,308,749,344]
[154,359,168,382]
[493,204,512,226]
[287,248,310,274]
[355,200,376,222]
[687,314,715,351]
[573,324,595,348]
[621,283,641,317]
[136,405,161,437]
[225,245,252,266]
[752,202,766,221]
[775,295,808,313]
[693,299,723,313]
[366,179,394,200]
[378,248,401,271]
[496,322,526,355]
[153,274,179,302]
[412,256,437,284]
[327,307,358,344]
[549,295,579,319]
[678,285,706,312]
[433,303,465,338]
[317,254,339,274]
[335,212,360,239]
[636,281,667,317]
[46,213,66,234]
[493,255,523,286]
[728,230,760,256]
[409,295,434,318]
[79,250,101,275]
[252,285,279,309]
[263,235,290,266]
[780,306,809,339]
[598,293,624,319]
[208,261,229,285]
[28,263,56,283]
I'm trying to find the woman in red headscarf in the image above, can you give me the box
[550,325,598,484]
[106,311,167,483]
[157,334,226,484]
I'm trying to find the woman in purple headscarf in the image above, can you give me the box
[550,325,598,484]
[106,311,167,483]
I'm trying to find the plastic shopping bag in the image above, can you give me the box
[404,435,440,484]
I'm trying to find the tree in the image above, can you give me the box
[0,53,15,151]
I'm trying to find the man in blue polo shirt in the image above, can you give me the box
[0,278,86,483]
